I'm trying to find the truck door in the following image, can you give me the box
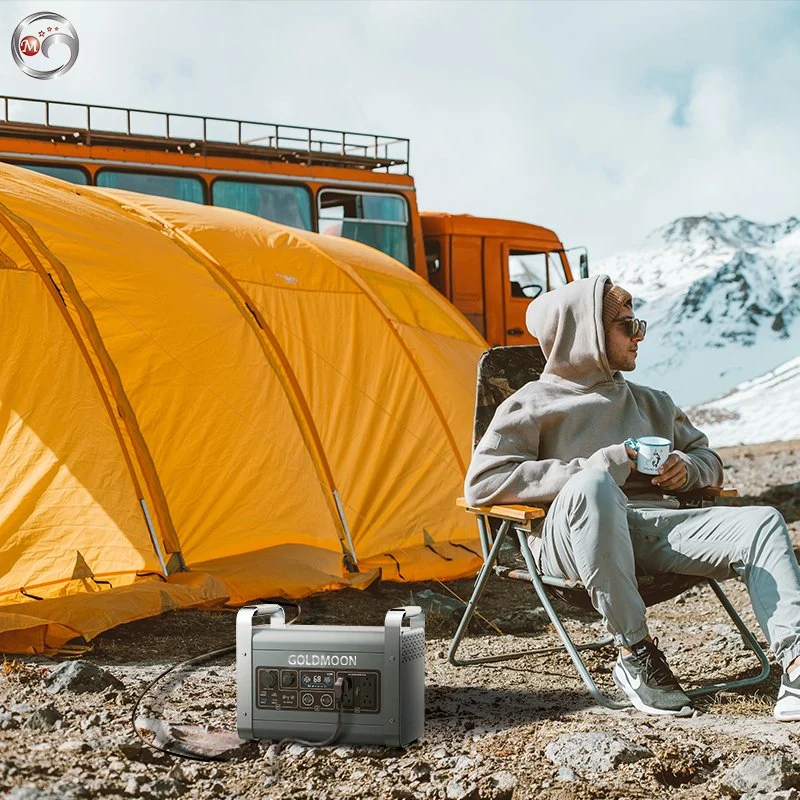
[501,243,568,345]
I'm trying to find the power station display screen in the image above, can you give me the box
[301,671,334,688]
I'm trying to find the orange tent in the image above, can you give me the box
[0,163,485,653]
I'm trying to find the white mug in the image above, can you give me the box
[630,436,672,475]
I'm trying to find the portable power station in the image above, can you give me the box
[236,604,425,747]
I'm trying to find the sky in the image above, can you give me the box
[3,0,800,259]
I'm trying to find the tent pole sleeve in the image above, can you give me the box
[333,489,358,567]
[140,498,168,577]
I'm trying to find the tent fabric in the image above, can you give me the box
[0,163,485,653]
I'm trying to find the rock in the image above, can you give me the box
[24,705,62,731]
[124,776,140,796]
[491,770,517,799]
[454,755,475,772]
[51,780,89,799]
[57,741,85,753]
[150,777,188,798]
[557,767,578,782]
[740,792,799,800]
[0,711,19,730]
[44,661,125,694]
[411,762,432,782]
[80,713,101,730]
[415,589,463,619]
[445,778,480,800]
[116,742,171,764]
[6,788,59,800]
[491,607,549,633]
[168,765,188,782]
[545,732,652,775]
[721,755,798,795]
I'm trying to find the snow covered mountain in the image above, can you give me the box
[596,213,800,411]
[690,356,800,447]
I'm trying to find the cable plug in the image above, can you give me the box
[333,675,351,703]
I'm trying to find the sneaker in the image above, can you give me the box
[612,637,693,717]
[774,669,800,722]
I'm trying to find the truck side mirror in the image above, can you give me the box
[579,253,589,279]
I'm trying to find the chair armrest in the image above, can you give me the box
[456,496,546,521]
[702,486,739,497]
[664,486,739,499]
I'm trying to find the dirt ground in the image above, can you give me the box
[2,440,800,800]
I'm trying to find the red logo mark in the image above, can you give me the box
[19,35,40,56]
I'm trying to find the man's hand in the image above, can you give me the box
[652,452,688,491]
[624,442,638,471]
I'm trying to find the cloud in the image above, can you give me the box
[2,0,799,259]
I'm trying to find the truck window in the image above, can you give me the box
[318,189,410,266]
[96,170,204,203]
[13,162,88,185]
[212,180,312,230]
[508,251,548,298]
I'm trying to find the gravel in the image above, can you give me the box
[1,441,799,799]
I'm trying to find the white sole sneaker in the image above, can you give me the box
[774,696,800,722]
[612,664,694,717]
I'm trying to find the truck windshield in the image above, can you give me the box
[318,189,410,266]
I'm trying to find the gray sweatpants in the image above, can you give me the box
[540,469,800,669]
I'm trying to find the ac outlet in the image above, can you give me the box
[340,671,380,712]
[357,673,378,711]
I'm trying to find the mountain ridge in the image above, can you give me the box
[596,211,800,410]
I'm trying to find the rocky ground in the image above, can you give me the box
[2,440,800,800]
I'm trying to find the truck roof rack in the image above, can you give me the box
[0,95,410,174]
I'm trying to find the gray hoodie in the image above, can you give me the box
[463,274,723,506]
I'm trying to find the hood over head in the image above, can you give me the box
[525,274,617,388]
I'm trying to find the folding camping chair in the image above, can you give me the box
[449,345,770,709]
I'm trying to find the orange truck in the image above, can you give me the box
[0,95,587,345]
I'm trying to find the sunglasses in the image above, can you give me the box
[615,318,647,339]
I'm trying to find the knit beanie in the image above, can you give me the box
[602,282,633,330]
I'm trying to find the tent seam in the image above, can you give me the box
[0,200,182,563]
[282,235,468,475]
[89,191,355,566]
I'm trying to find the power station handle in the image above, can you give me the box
[384,605,424,629]
[506,328,524,336]
[249,604,286,627]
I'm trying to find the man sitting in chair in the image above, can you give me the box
[464,274,800,719]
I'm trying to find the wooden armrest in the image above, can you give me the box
[456,496,546,521]
[664,486,739,498]
[703,486,738,497]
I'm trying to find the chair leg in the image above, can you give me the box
[476,514,491,561]
[447,523,616,690]
[514,530,628,709]
[448,519,510,667]
[449,529,770,709]
[683,578,771,698]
